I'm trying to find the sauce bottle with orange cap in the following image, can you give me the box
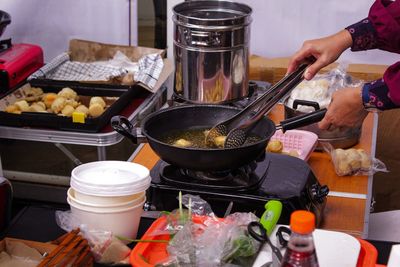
[281,210,319,267]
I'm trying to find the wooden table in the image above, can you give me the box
[131,104,376,238]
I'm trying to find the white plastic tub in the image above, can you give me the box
[67,161,151,239]
[71,161,150,205]
[68,196,146,240]
[68,188,145,210]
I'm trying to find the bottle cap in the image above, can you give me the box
[290,210,315,234]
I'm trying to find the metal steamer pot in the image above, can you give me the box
[284,99,361,148]
[173,1,252,104]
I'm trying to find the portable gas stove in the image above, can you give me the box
[0,11,44,94]
[147,152,329,225]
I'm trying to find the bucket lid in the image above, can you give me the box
[71,161,151,196]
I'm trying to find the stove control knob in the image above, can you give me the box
[311,184,329,204]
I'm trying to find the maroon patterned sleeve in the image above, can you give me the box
[346,18,378,51]
[362,79,398,110]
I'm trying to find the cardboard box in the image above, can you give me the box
[30,39,174,94]
[249,55,388,84]
[0,237,57,266]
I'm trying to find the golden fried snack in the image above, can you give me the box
[288,150,300,158]
[61,105,75,117]
[345,148,362,171]
[5,104,20,114]
[173,139,192,148]
[43,93,58,108]
[89,96,106,108]
[357,149,371,170]
[14,100,30,112]
[267,140,283,153]
[24,87,44,102]
[58,87,78,100]
[88,103,104,118]
[75,105,89,117]
[29,102,46,112]
[214,136,227,148]
[65,99,79,108]
[51,97,67,114]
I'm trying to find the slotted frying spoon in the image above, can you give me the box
[205,63,310,148]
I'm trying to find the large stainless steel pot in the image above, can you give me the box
[173,1,252,104]
[284,99,361,148]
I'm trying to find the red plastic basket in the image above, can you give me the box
[357,238,383,267]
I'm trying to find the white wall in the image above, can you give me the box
[0,0,137,62]
[167,0,397,66]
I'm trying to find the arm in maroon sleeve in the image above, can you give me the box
[346,0,400,110]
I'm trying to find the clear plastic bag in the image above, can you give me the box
[322,142,388,176]
[55,210,130,264]
[155,194,260,267]
[286,62,363,113]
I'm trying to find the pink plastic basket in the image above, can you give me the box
[270,130,318,161]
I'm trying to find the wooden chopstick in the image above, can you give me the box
[72,246,92,267]
[38,228,93,267]
[46,235,83,267]
[58,239,89,267]
[37,229,80,267]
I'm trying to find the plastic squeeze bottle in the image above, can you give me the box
[281,210,319,267]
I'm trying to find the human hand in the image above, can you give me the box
[287,30,353,80]
[318,87,368,130]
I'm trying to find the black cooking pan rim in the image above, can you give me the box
[141,104,275,151]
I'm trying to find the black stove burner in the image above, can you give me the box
[159,160,269,191]
[147,153,329,225]
[0,39,11,53]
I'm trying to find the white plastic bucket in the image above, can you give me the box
[67,196,146,240]
[68,188,145,210]
[68,161,151,239]
[71,161,151,199]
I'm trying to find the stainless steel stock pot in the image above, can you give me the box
[173,1,252,103]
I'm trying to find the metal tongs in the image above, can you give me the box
[205,63,310,148]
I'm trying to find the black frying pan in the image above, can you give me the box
[112,104,326,171]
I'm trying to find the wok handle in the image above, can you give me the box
[293,99,320,111]
[278,108,327,132]
[111,116,138,144]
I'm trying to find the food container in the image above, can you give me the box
[284,99,361,148]
[69,161,151,239]
[0,82,149,132]
[173,1,252,103]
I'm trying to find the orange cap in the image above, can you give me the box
[290,210,316,234]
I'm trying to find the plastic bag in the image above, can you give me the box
[148,193,219,237]
[55,210,130,264]
[322,142,388,176]
[286,62,363,113]
[155,193,260,267]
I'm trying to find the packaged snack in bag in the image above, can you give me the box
[323,143,388,176]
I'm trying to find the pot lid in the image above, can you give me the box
[173,1,252,28]
[71,161,151,196]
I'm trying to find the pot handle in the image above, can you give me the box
[293,99,320,111]
[278,108,327,132]
[111,116,138,144]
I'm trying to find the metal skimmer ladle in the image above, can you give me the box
[205,63,310,148]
